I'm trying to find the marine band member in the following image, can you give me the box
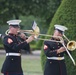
[1,20,35,75]
[44,25,68,75]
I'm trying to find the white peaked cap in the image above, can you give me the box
[54,24,68,32]
[7,20,21,25]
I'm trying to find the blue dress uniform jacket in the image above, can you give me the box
[44,38,67,75]
[1,34,28,74]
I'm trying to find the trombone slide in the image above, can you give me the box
[62,43,76,66]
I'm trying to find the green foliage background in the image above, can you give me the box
[41,0,76,74]
[0,0,61,50]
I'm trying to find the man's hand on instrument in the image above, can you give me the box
[18,33,27,40]
[26,35,35,43]
[57,47,66,54]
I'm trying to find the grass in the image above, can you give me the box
[0,54,43,75]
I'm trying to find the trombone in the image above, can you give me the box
[20,29,76,66]
[5,27,76,65]
[6,29,76,50]
[63,34,76,51]
[20,29,76,50]
[5,29,76,51]
[20,30,63,42]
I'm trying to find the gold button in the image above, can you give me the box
[58,55,60,56]
[53,47,54,49]
[50,62,52,64]
[12,59,13,60]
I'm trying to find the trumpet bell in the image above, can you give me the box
[67,41,76,51]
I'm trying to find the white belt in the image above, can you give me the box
[47,57,64,60]
[6,53,21,56]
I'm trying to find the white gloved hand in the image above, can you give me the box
[57,47,66,54]
[26,35,34,43]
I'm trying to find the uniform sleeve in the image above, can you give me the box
[3,37,28,51]
[44,41,57,57]
[22,43,30,51]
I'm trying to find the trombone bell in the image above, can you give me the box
[20,26,40,38]
[67,41,76,51]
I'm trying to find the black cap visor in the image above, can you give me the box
[55,29,63,34]
[10,25,20,28]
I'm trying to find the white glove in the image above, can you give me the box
[26,35,34,43]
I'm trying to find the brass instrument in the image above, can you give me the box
[19,30,76,66]
[5,26,76,51]
[5,23,76,65]
[20,26,40,39]
[19,30,76,50]
[5,29,76,51]
[5,29,9,35]
[63,34,76,51]
[67,41,76,51]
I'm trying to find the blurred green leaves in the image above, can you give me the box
[0,0,61,26]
